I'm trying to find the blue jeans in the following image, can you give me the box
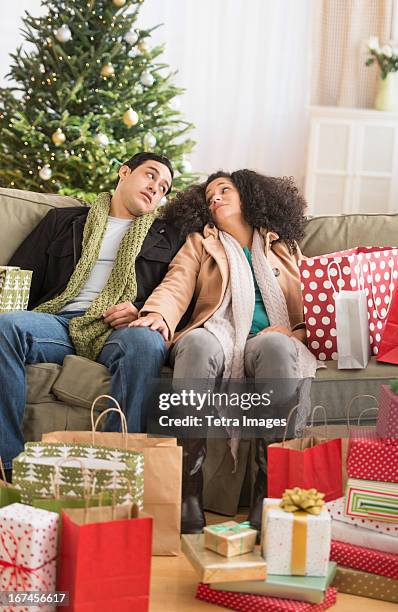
[0,311,168,468]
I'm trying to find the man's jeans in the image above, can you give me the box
[0,311,168,469]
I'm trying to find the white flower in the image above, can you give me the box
[381,44,393,57]
[367,36,379,51]
[392,47,398,57]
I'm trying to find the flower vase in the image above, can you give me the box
[374,72,398,111]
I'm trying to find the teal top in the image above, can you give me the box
[243,246,270,334]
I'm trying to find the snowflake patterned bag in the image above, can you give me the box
[299,247,398,360]
[0,266,32,313]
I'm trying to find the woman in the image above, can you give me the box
[131,169,317,532]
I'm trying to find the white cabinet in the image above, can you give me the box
[304,106,398,215]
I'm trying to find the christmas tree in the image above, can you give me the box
[0,0,196,202]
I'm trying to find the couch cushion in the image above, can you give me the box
[0,188,86,264]
[52,355,111,409]
[26,363,62,404]
[22,402,103,442]
[300,213,398,257]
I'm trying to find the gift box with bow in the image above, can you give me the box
[204,521,257,557]
[261,489,331,576]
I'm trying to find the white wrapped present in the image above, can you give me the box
[261,492,331,577]
[0,503,58,611]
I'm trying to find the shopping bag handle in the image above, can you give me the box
[112,475,137,520]
[309,405,328,440]
[327,261,343,296]
[282,404,301,446]
[345,394,377,429]
[90,395,128,440]
[368,257,395,320]
[53,456,91,499]
[357,407,378,426]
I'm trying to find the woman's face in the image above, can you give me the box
[205,177,242,227]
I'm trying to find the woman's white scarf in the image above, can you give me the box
[204,229,318,466]
[204,229,317,379]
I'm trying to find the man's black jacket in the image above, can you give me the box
[8,207,190,320]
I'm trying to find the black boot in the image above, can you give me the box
[248,438,268,532]
[3,469,12,484]
[180,438,207,534]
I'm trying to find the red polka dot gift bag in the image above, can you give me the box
[299,247,398,361]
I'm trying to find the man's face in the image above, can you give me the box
[116,160,172,217]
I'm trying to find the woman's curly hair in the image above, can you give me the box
[161,169,307,253]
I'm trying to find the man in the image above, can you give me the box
[0,152,183,480]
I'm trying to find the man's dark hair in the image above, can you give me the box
[121,152,174,194]
[161,168,307,253]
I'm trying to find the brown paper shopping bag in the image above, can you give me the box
[43,395,182,555]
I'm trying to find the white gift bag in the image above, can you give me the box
[328,262,370,369]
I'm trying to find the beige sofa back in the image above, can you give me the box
[1,188,398,265]
[0,188,87,265]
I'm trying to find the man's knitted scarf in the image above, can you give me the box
[34,192,156,360]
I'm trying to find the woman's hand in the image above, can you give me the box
[256,324,293,337]
[103,301,138,328]
[129,312,169,341]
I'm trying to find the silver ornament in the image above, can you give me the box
[39,165,52,180]
[140,71,154,87]
[94,133,109,146]
[54,25,72,43]
[143,132,157,149]
[124,30,138,45]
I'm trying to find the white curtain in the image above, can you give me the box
[138,0,312,185]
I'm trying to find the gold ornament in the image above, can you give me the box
[138,41,148,53]
[101,63,115,78]
[112,0,126,6]
[123,108,139,126]
[280,487,325,516]
[51,128,66,146]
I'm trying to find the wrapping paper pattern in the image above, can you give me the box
[204,521,257,557]
[332,566,398,603]
[13,441,144,507]
[347,437,398,482]
[326,496,398,536]
[0,503,58,612]
[181,534,266,583]
[331,518,398,555]
[211,562,337,605]
[261,500,331,576]
[377,384,398,438]
[299,247,398,360]
[196,583,338,611]
[330,540,398,579]
[0,266,32,313]
[345,478,398,521]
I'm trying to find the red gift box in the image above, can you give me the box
[58,507,152,612]
[377,384,398,438]
[299,247,398,360]
[330,540,398,580]
[196,583,337,611]
[347,436,398,483]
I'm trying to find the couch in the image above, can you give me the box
[1,188,397,513]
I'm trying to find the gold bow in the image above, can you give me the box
[280,487,325,516]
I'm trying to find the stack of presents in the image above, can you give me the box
[0,246,398,610]
[183,386,398,610]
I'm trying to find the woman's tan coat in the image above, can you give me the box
[141,224,307,345]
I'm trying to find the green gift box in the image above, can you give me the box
[12,441,144,506]
[0,266,32,313]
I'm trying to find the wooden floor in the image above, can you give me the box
[150,512,397,612]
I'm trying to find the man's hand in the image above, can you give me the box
[256,324,293,338]
[129,313,169,341]
[102,302,138,329]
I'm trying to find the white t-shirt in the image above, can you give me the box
[60,216,133,313]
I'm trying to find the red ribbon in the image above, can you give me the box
[0,527,57,591]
